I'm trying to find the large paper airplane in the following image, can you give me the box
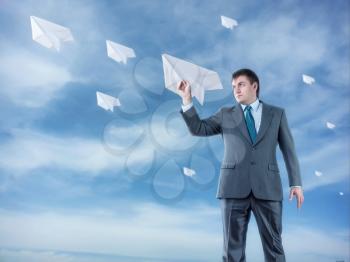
[162,54,223,105]
[96,91,121,112]
[30,16,74,51]
[221,15,238,29]
[106,40,136,64]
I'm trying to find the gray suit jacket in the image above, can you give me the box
[180,101,302,201]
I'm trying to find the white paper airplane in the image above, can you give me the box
[326,121,336,129]
[30,16,74,51]
[106,40,136,64]
[183,167,196,177]
[162,54,223,105]
[302,74,315,85]
[221,15,238,29]
[339,192,344,196]
[96,91,121,112]
[315,170,323,177]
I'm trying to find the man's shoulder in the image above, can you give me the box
[218,101,285,114]
[261,101,284,113]
[218,105,237,115]
[221,105,235,111]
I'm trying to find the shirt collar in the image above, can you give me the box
[241,98,260,112]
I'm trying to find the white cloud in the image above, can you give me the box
[0,250,74,262]
[284,225,350,262]
[237,16,326,68]
[0,128,123,176]
[0,202,222,261]
[0,47,72,108]
[0,202,348,262]
[279,137,349,193]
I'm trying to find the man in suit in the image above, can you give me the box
[178,69,304,262]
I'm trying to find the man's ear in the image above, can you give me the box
[253,82,257,90]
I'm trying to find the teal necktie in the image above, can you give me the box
[244,105,257,143]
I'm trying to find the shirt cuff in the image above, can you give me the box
[290,186,302,189]
[182,102,193,112]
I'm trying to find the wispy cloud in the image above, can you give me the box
[0,46,73,108]
[0,249,75,262]
[284,225,350,262]
[0,128,123,175]
[295,136,350,191]
[0,249,198,262]
[0,202,222,261]
[0,202,348,262]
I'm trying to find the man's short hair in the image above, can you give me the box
[232,68,260,97]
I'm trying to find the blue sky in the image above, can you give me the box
[0,0,349,261]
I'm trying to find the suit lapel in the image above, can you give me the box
[231,105,252,144]
[231,101,274,146]
[254,101,273,146]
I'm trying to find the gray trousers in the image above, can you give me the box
[220,191,286,262]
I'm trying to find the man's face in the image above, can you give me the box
[232,75,258,105]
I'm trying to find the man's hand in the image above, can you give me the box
[177,80,192,105]
[289,187,304,209]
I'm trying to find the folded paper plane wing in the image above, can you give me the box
[30,16,74,51]
[96,91,121,112]
[106,40,136,64]
[162,54,223,105]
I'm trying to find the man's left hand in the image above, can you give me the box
[289,187,304,209]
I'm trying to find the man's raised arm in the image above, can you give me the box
[178,80,222,137]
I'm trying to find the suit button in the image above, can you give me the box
[251,161,256,165]
[252,147,256,151]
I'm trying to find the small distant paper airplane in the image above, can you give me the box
[221,15,238,29]
[339,192,344,196]
[183,167,196,177]
[326,121,336,129]
[30,16,74,51]
[106,40,136,64]
[96,91,121,112]
[162,54,223,105]
[315,170,322,177]
[302,74,315,85]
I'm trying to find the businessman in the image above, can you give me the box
[178,69,304,262]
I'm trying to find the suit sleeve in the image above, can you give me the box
[278,110,302,187]
[180,106,222,137]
